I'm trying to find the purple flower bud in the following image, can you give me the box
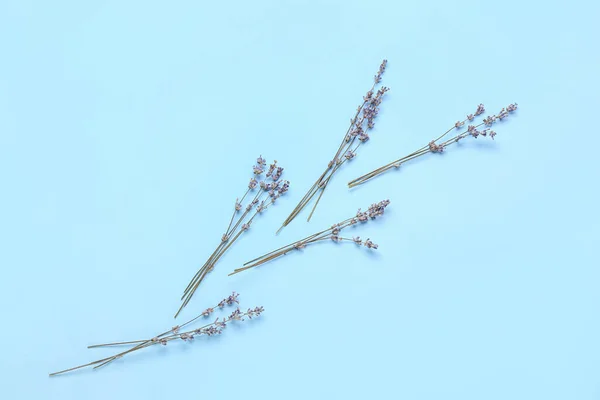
[374,59,387,83]
[483,115,495,126]
[364,239,378,249]
[475,104,485,116]
[201,307,214,317]
[428,140,444,153]
[228,308,244,321]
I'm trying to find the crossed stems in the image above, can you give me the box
[176,188,277,318]
[348,119,487,188]
[49,301,248,376]
[277,83,377,232]
[231,215,361,275]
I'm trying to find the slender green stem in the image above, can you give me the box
[224,188,250,234]
[348,122,485,187]
[231,216,357,275]
[51,307,255,376]
[277,80,380,231]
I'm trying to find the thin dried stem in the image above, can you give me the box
[176,157,290,317]
[232,200,390,276]
[277,60,389,231]
[50,293,258,377]
[348,104,518,188]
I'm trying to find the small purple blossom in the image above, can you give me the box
[350,125,363,138]
[226,292,239,305]
[331,224,340,235]
[218,292,239,308]
[455,121,464,129]
[483,115,496,126]
[358,132,370,142]
[203,326,222,336]
[247,306,264,319]
[364,239,378,249]
[248,178,258,190]
[256,201,266,213]
[214,318,227,329]
[278,180,290,195]
[235,199,242,211]
[428,141,444,153]
[256,155,266,166]
[467,124,481,138]
[475,103,485,116]
[201,307,214,317]
[356,209,369,222]
[253,165,264,175]
[352,236,362,245]
[266,161,278,178]
[228,308,244,321]
[374,59,387,83]
[467,114,475,121]
[273,167,284,181]
[367,200,390,218]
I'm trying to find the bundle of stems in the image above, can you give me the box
[277,60,390,232]
[176,156,289,318]
[49,292,262,377]
[231,199,390,276]
[348,103,518,188]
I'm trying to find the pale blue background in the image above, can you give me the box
[1,0,599,398]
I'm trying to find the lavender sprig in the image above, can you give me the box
[231,200,390,275]
[176,156,290,318]
[348,103,518,188]
[277,60,389,232]
[49,293,262,376]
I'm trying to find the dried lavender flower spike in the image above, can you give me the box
[277,60,390,232]
[374,59,387,83]
[176,156,290,318]
[230,200,390,276]
[50,293,260,377]
[348,103,518,188]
